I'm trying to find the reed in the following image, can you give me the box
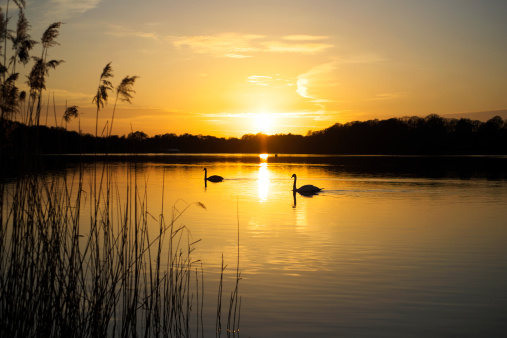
[0,159,241,337]
[109,75,138,137]
[93,62,113,139]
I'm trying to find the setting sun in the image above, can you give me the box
[254,111,275,134]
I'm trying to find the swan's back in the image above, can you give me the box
[291,173,322,194]
[207,175,223,182]
[204,167,224,182]
[297,184,322,193]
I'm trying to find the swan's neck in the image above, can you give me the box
[204,169,207,180]
[293,176,297,191]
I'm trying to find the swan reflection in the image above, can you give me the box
[292,190,317,207]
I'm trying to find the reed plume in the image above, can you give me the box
[27,56,63,125]
[0,2,35,124]
[28,22,63,126]
[41,21,62,50]
[0,7,8,79]
[109,75,138,136]
[13,0,27,9]
[0,72,19,120]
[1,4,10,83]
[62,105,79,123]
[9,8,37,73]
[92,62,114,138]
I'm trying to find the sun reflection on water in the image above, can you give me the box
[294,197,308,231]
[258,162,269,202]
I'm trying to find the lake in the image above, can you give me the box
[6,154,507,337]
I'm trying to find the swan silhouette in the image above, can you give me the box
[204,168,223,182]
[291,174,322,195]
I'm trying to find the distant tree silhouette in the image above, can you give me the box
[304,114,507,155]
[2,114,507,156]
[478,116,506,153]
[128,130,147,140]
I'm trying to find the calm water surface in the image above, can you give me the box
[46,155,507,336]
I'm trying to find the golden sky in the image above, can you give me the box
[16,0,507,137]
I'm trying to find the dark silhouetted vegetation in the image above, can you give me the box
[2,114,507,157]
[305,114,507,155]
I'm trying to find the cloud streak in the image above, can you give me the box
[368,92,407,101]
[171,33,263,58]
[49,0,102,18]
[107,24,159,40]
[106,28,333,58]
[198,109,334,121]
[247,74,294,87]
[296,62,337,100]
[170,33,333,58]
[283,35,329,41]
[261,41,332,54]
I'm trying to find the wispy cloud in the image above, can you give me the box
[283,35,329,41]
[247,74,294,87]
[106,29,333,57]
[49,0,102,18]
[295,54,386,103]
[296,78,311,98]
[198,109,334,121]
[261,41,332,54]
[171,33,263,58]
[296,62,337,100]
[247,75,272,86]
[170,33,333,58]
[225,54,253,59]
[368,92,407,101]
[107,24,159,40]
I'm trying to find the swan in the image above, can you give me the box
[203,168,223,182]
[291,174,322,194]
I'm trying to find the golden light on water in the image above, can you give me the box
[259,154,269,161]
[258,162,269,202]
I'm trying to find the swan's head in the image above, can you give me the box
[203,168,206,171]
[291,174,296,178]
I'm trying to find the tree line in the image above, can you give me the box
[2,114,506,156]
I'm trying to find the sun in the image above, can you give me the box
[254,111,275,134]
